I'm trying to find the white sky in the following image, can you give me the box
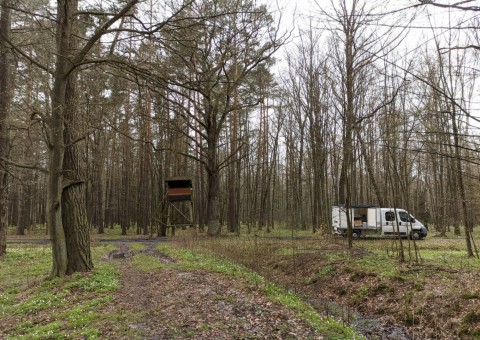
[270,0,480,78]
[266,0,480,127]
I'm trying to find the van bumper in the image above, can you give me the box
[420,226,428,238]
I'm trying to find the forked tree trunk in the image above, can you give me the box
[47,0,76,277]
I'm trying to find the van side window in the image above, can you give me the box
[385,211,395,221]
[399,211,409,222]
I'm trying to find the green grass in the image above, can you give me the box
[65,264,119,293]
[131,253,166,271]
[2,245,52,279]
[15,321,66,339]
[3,239,356,339]
[461,291,480,299]
[0,244,120,339]
[342,237,480,279]
[129,242,147,251]
[15,291,69,315]
[317,264,338,277]
[157,243,264,279]
[180,232,480,338]
[418,249,480,270]
[350,286,370,304]
[176,223,320,239]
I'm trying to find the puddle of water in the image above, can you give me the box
[308,298,410,340]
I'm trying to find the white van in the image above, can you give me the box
[332,205,428,240]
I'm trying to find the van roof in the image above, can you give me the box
[334,204,375,208]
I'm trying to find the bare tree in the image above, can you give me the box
[322,0,383,247]
[148,0,284,235]
[282,26,335,232]
[434,49,478,257]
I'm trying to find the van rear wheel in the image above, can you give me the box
[352,230,361,239]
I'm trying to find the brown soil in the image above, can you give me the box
[97,243,321,339]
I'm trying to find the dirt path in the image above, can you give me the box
[99,243,321,339]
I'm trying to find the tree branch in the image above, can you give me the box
[0,157,48,173]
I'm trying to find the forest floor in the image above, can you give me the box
[3,228,480,339]
[183,233,480,340]
[1,237,356,339]
[260,243,480,340]
[97,242,322,339]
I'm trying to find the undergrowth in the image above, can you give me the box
[179,235,480,339]
[0,244,119,339]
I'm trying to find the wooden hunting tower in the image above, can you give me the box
[164,178,193,234]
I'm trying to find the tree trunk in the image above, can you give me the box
[259,97,269,230]
[88,98,106,234]
[356,128,384,206]
[62,36,93,274]
[91,140,105,234]
[16,178,27,235]
[120,88,132,236]
[137,89,152,236]
[451,109,474,257]
[47,0,77,277]
[62,180,93,274]
[207,168,221,235]
[207,131,221,235]
[227,107,239,233]
[0,0,10,256]
[343,16,355,249]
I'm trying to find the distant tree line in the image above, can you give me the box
[1,0,479,276]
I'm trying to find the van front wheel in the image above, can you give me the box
[411,231,421,240]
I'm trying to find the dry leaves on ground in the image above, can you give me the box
[98,246,322,339]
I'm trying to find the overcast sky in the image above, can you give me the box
[270,0,479,66]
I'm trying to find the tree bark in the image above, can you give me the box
[343,3,355,249]
[207,131,221,236]
[47,0,75,277]
[120,88,132,236]
[49,0,138,276]
[451,107,475,257]
[0,0,11,256]
[61,15,93,274]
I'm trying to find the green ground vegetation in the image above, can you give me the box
[0,244,118,339]
[1,236,360,339]
[176,226,480,338]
